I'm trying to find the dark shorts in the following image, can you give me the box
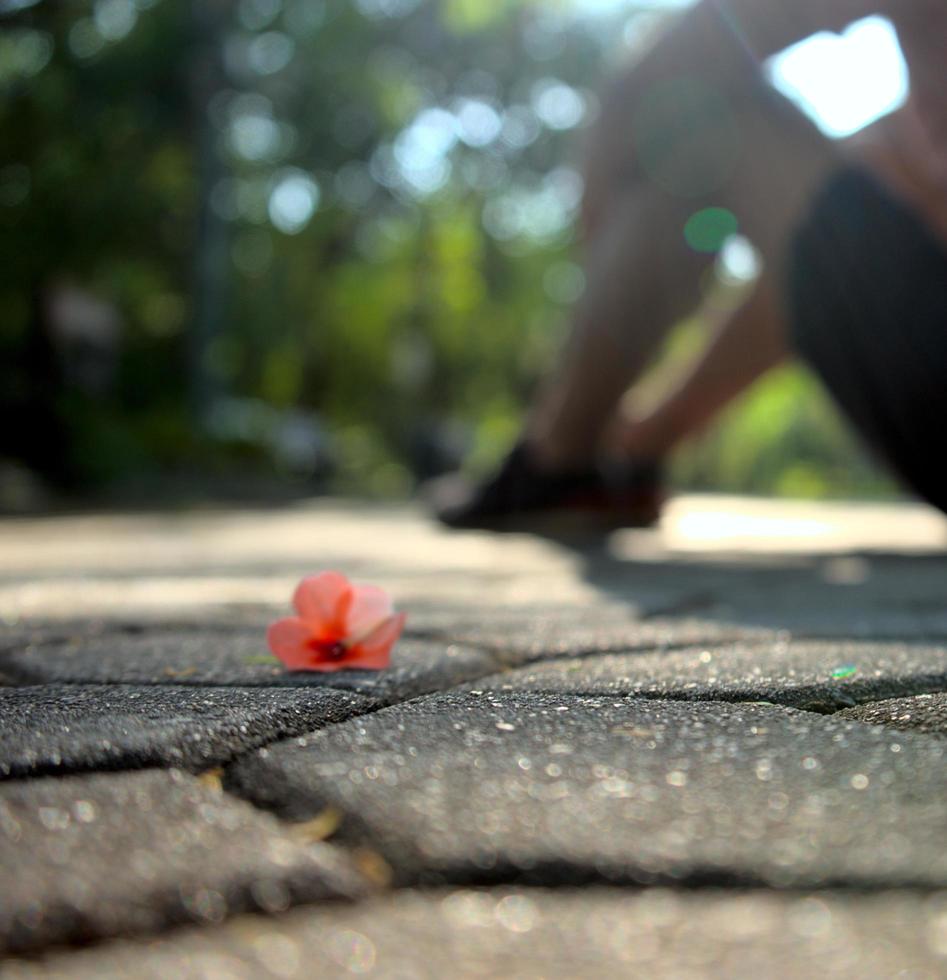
[788,167,947,513]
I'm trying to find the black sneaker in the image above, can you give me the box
[427,442,663,530]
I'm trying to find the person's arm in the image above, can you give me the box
[717,0,920,58]
[613,276,789,460]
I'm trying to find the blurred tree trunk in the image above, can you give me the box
[189,0,230,423]
[22,281,70,485]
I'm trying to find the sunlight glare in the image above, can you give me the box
[570,2,908,139]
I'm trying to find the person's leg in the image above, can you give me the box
[607,100,947,462]
[519,2,838,471]
[431,2,839,526]
[612,275,788,459]
[789,167,947,512]
[525,188,711,470]
[521,100,833,471]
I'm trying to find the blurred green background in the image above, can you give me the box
[0,0,895,509]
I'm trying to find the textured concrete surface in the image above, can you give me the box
[0,631,495,705]
[0,684,373,778]
[0,769,369,954]
[412,605,774,663]
[838,692,947,736]
[472,639,947,712]
[2,497,947,975]
[227,692,947,888]
[9,888,947,980]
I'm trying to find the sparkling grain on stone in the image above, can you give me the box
[0,769,369,954]
[226,693,947,888]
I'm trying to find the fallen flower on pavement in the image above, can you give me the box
[267,571,406,672]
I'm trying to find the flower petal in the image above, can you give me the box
[293,571,353,632]
[266,617,314,670]
[346,612,406,669]
[345,584,394,637]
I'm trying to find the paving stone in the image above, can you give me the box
[0,769,370,954]
[0,626,280,688]
[837,692,947,736]
[408,602,773,664]
[0,622,125,686]
[0,685,374,779]
[0,620,111,655]
[227,693,947,889]
[704,606,947,643]
[315,642,498,704]
[10,887,947,979]
[579,549,947,640]
[0,630,496,705]
[473,640,947,713]
[408,554,947,651]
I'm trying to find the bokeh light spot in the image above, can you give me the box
[237,0,282,32]
[767,16,907,139]
[68,19,105,59]
[717,234,761,283]
[393,107,457,195]
[499,105,541,150]
[93,0,137,42]
[453,98,502,147]
[356,0,421,20]
[248,31,295,75]
[684,207,738,253]
[283,0,325,36]
[531,79,586,131]
[268,170,320,234]
[0,28,52,80]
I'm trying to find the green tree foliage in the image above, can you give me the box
[0,0,894,499]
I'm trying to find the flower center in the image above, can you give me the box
[307,637,348,660]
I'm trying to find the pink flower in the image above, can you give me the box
[267,571,405,672]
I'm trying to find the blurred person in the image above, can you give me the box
[430,0,947,528]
